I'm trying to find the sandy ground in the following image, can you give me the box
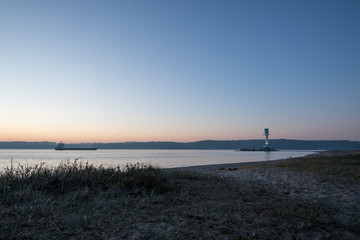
[180,150,360,220]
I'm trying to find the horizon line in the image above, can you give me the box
[1,138,359,144]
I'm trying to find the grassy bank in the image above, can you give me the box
[1,156,359,239]
[254,153,360,183]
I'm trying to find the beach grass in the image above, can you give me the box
[1,155,359,239]
[255,153,360,183]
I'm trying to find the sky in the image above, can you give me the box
[1,0,360,143]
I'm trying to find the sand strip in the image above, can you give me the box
[174,150,360,219]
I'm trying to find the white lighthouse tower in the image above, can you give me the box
[264,128,270,146]
[239,128,277,151]
[263,128,275,151]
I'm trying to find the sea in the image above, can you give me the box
[0,149,317,171]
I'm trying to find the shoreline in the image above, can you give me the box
[172,150,360,174]
[175,150,360,217]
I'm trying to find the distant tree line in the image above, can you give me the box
[0,140,359,150]
[0,141,56,149]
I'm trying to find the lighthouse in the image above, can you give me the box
[262,128,275,151]
[239,128,277,151]
[264,128,270,147]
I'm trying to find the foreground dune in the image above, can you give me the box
[183,150,360,224]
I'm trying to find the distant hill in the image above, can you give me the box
[0,141,57,149]
[93,139,360,150]
[0,140,359,150]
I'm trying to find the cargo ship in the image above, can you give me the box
[55,142,97,151]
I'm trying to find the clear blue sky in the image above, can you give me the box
[1,0,359,142]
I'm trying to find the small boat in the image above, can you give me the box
[55,142,97,151]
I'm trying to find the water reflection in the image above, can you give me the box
[264,151,272,161]
[0,149,315,170]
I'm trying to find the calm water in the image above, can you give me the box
[0,149,316,171]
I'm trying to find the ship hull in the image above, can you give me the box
[55,147,97,151]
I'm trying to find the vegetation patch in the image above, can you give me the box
[1,160,359,239]
[259,154,360,183]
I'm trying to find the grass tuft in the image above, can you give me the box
[0,160,168,202]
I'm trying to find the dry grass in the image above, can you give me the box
[1,158,359,239]
[259,154,360,183]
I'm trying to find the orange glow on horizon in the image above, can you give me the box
[0,129,257,143]
[1,125,358,143]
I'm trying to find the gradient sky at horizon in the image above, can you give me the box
[1,0,360,143]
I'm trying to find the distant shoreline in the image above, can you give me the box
[0,140,359,150]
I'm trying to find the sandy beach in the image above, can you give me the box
[181,150,360,219]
